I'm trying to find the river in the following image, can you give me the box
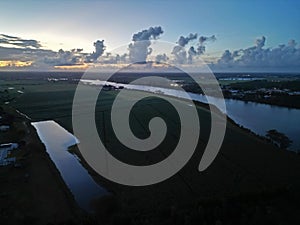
[82,79,300,151]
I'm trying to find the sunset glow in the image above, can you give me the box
[0,60,33,68]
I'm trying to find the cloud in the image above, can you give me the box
[172,34,216,64]
[1,31,299,72]
[43,48,84,66]
[43,40,105,67]
[171,45,187,64]
[155,53,169,63]
[0,45,58,70]
[199,35,216,45]
[0,34,41,49]
[187,46,197,63]
[87,40,105,62]
[0,34,108,69]
[177,33,198,47]
[0,35,107,70]
[255,36,266,49]
[97,52,128,64]
[132,26,163,42]
[128,26,163,62]
[215,37,300,71]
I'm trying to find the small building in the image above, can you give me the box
[0,125,10,132]
[0,143,19,166]
[0,143,18,150]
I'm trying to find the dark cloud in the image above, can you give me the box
[155,53,169,63]
[216,37,300,70]
[129,26,163,62]
[199,35,216,45]
[1,31,299,72]
[0,46,26,60]
[80,39,106,63]
[187,46,197,63]
[88,40,105,61]
[43,48,84,66]
[172,33,216,64]
[97,52,128,64]
[177,33,198,47]
[0,45,54,61]
[0,34,41,49]
[132,26,163,42]
[255,36,266,49]
[0,34,107,69]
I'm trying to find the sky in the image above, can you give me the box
[0,0,300,72]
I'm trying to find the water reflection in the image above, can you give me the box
[32,120,107,211]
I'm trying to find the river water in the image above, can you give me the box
[32,120,107,211]
[82,79,300,151]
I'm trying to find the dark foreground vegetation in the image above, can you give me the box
[1,72,300,225]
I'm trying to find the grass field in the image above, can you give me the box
[2,78,300,224]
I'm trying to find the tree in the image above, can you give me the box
[266,129,292,149]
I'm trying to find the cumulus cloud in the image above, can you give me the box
[177,33,198,47]
[199,35,216,45]
[44,39,105,66]
[288,39,297,48]
[97,52,128,64]
[128,26,163,63]
[187,46,197,63]
[43,48,84,66]
[155,53,169,63]
[87,40,105,62]
[171,45,187,64]
[0,34,107,69]
[172,33,216,64]
[216,36,300,70]
[255,36,266,49]
[1,30,299,72]
[0,45,58,70]
[0,34,41,49]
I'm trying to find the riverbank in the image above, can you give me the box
[0,106,83,225]
[223,95,300,110]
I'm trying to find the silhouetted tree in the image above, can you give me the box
[266,129,292,149]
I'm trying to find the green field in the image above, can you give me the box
[2,79,300,224]
[5,80,300,186]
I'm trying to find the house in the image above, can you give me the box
[0,125,10,132]
[0,143,19,166]
[0,143,18,150]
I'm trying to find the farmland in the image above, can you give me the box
[1,75,300,224]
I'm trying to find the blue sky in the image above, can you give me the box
[0,0,300,71]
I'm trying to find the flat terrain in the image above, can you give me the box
[0,107,81,225]
[2,78,300,224]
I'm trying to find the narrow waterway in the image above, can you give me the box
[32,120,107,211]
